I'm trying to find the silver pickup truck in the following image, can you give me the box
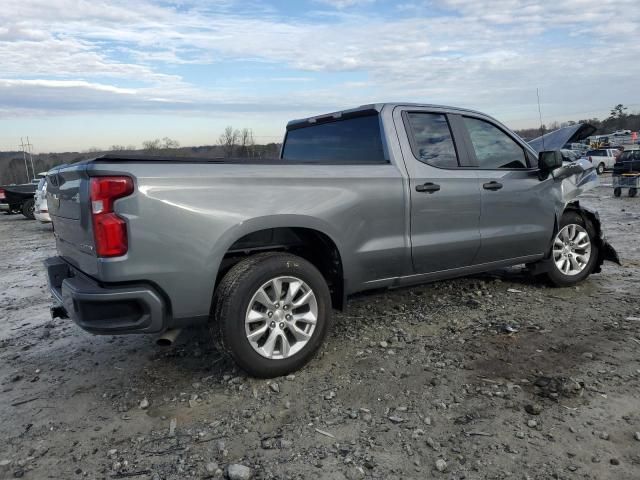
[45,103,619,377]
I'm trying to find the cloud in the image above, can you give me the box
[314,0,375,8]
[1,0,639,128]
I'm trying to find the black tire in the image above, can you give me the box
[629,188,638,198]
[613,187,622,197]
[545,211,599,287]
[597,163,605,175]
[210,252,332,378]
[21,198,35,220]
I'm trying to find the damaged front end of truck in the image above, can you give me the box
[528,124,621,275]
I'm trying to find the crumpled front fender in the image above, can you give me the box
[565,201,621,273]
[529,200,621,276]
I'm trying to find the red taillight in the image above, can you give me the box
[90,176,133,257]
[0,188,5,200]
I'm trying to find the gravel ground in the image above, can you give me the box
[1,182,639,480]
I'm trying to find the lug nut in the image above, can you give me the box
[279,322,284,328]
[267,311,273,318]
[270,321,276,328]
[274,303,280,308]
[286,314,292,320]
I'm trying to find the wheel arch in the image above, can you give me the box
[530,201,621,275]
[561,202,620,273]
[210,216,347,310]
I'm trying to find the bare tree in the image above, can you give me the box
[238,128,255,158]
[108,145,127,151]
[161,137,180,149]
[142,139,162,152]
[218,126,239,157]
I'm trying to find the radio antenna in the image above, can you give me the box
[536,88,545,151]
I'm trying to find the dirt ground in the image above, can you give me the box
[1,182,639,480]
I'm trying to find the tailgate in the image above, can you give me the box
[47,164,99,276]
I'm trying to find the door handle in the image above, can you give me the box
[483,181,503,191]
[415,182,441,193]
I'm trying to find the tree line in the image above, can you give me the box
[0,127,281,185]
[515,104,640,141]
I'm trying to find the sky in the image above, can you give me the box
[1,0,639,152]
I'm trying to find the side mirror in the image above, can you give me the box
[538,150,563,172]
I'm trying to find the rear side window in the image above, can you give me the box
[405,113,459,168]
[587,150,604,156]
[282,114,387,164]
[463,117,528,169]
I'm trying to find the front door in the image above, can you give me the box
[459,115,556,263]
[394,108,481,273]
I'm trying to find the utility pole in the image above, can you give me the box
[19,137,35,183]
[26,137,35,180]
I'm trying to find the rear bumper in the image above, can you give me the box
[44,256,167,334]
[0,203,10,212]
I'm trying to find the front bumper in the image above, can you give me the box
[44,256,167,334]
[35,210,51,223]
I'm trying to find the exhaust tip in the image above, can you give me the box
[156,328,182,347]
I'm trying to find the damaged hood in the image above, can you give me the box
[528,123,597,152]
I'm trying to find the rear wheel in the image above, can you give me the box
[629,188,637,198]
[545,211,598,287]
[613,187,622,197]
[21,198,35,220]
[597,163,605,174]
[210,252,332,378]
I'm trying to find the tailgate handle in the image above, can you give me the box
[416,182,441,193]
[483,181,503,191]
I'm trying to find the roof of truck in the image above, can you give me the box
[286,103,490,129]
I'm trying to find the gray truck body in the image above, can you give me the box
[44,103,615,336]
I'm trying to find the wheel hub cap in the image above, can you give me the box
[245,276,318,360]
[552,224,591,276]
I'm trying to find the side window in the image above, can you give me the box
[405,113,459,168]
[281,114,387,164]
[463,117,528,169]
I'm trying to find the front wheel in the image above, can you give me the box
[210,252,332,378]
[629,187,637,198]
[613,187,622,197]
[545,211,599,287]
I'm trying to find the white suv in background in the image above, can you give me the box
[34,177,51,223]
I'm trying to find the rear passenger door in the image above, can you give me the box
[460,115,556,263]
[394,107,481,273]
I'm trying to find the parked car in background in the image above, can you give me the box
[566,142,589,156]
[44,103,619,377]
[587,148,618,174]
[560,149,582,162]
[34,177,51,223]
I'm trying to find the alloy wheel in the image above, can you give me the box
[552,224,592,276]
[245,276,318,359]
